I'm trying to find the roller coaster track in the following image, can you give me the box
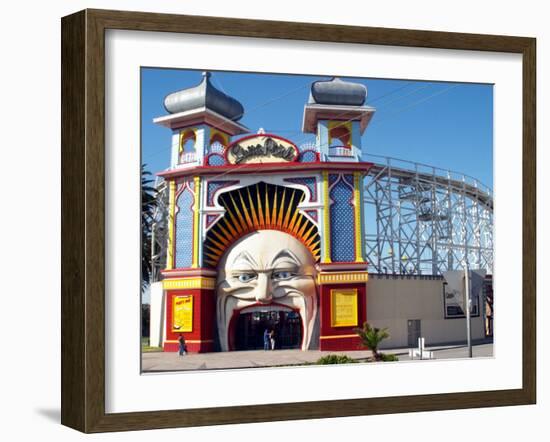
[363,154,493,276]
[148,153,493,280]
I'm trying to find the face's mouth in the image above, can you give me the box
[217,294,317,351]
[229,304,301,351]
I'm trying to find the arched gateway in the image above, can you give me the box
[154,72,373,353]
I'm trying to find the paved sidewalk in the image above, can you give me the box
[142,342,493,372]
[142,349,372,372]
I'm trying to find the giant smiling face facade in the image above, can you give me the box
[216,230,319,351]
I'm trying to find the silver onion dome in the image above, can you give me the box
[163,72,245,121]
[309,77,367,106]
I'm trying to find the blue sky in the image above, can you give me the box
[141,68,493,188]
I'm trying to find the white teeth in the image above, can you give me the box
[289,293,317,350]
[216,295,238,352]
[239,305,293,313]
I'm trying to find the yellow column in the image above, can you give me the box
[322,170,332,263]
[191,176,201,268]
[166,180,176,270]
[353,171,364,263]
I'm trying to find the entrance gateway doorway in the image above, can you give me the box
[235,310,303,350]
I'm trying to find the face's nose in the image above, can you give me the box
[255,273,273,303]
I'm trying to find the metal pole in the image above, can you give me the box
[464,265,473,357]
[151,222,156,282]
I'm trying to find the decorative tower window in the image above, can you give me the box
[329,125,351,148]
[209,132,227,153]
[179,130,196,164]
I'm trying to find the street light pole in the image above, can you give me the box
[464,265,473,358]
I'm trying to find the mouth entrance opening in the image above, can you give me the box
[234,310,303,351]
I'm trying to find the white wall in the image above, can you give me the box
[149,282,166,348]
[1,1,547,441]
[367,276,486,348]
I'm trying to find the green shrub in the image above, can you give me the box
[379,353,399,362]
[316,354,357,364]
[353,322,390,360]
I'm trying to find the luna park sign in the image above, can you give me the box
[226,135,298,165]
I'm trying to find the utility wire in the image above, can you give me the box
[370,84,459,126]
[292,83,459,148]
[144,76,412,162]
[289,83,438,147]
[264,81,416,138]
[143,76,315,162]
[144,77,459,164]
[372,83,431,109]
[368,81,412,104]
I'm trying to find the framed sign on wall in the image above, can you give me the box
[61,8,536,433]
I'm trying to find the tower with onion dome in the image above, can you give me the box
[154,71,250,168]
[302,77,375,162]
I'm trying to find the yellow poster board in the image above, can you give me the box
[330,289,358,327]
[172,295,193,332]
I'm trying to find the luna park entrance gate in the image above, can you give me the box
[235,310,303,350]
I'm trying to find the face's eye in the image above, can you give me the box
[237,273,257,283]
[272,270,295,281]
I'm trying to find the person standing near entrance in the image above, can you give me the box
[263,328,270,351]
[178,334,187,356]
[269,329,276,350]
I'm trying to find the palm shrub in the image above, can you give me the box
[354,322,390,361]
[141,164,157,292]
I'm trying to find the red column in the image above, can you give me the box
[317,264,368,351]
[161,269,217,353]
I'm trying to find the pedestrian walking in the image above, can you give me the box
[178,334,187,356]
[269,329,276,350]
[263,328,270,351]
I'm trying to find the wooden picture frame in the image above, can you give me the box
[61,8,536,433]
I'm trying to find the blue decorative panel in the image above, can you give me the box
[299,150,317,163]
[328,173,339,186]
[343,174,354,187]
[329,179,355,262]
[175,188,194,268]
[205,213,221,229]
[207,153,226,166]
[305,209,318,223]
[284,177,317,202]
[206,180,239,206]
